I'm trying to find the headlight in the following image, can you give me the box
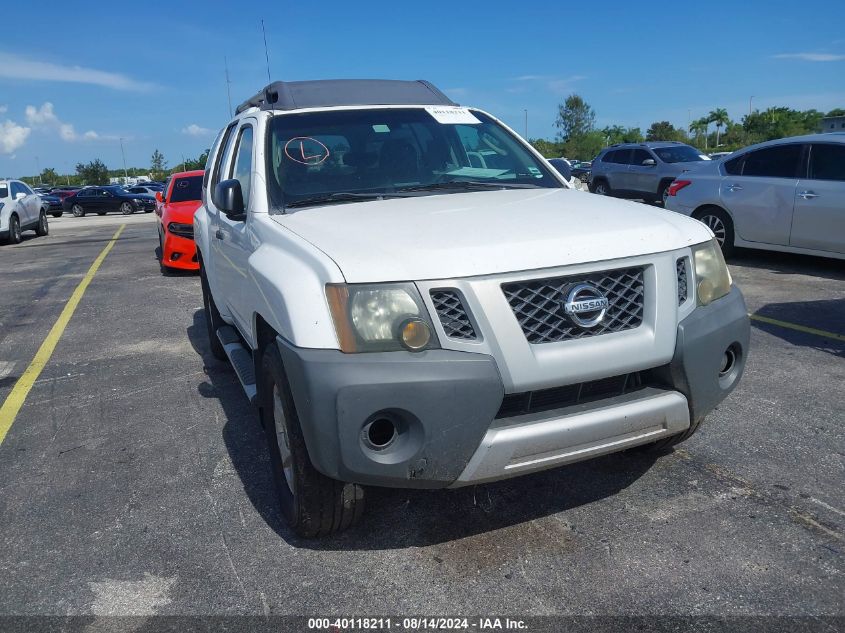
[326,283,440,353]
[692,239,732,305]
[167,222,194,238]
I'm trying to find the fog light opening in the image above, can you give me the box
[719,346,737,378]
[364,418,397,450]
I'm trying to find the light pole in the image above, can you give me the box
[35,156,41,184]
[119,137,129,183]
[524,109,528,140]
[749,96,754,116]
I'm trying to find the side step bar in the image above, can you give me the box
[216,326,258,405]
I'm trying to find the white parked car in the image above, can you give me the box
[665,134,845,259]
[196,79,750,536]
[1,179,49,244]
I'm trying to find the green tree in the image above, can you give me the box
[645,121,687,142]
[530,139,565,158]
[182,149,211,171]
[563,130,605,162]
[742,107,823,142]
[826,108,845,117]
[39,167,59,184]
[708,108,730,148]
[602,125,644,145]
[689,118,708,146]
[150,149,168,180]
[554,94,595,142]
[75,159,109,185]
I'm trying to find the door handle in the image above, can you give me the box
[797,190,819,199]
[214,229,224,240]
[726,184,743,192]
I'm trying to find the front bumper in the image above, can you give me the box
[278,286,749,488]
[162,231,199,270]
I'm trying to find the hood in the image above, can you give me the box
[273,188,712,283]
[163,200,201,221]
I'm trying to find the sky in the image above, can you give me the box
[1,0,844,179]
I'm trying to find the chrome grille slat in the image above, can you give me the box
[430,290,477,340]
[502,267,645,344]
[677,257,688,305]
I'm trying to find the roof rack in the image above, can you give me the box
[235,79,457,115]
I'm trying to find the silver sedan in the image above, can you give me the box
[664,133,845,260]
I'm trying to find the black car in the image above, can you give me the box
[571,161,592,182]
[62,186,156,217]
[38,194,64,218]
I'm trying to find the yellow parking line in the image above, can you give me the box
[750,313,845,343]
[0,224,126,446]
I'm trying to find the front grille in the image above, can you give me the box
[496,371,652,419]
[502,267,645,344]
[677,257,689,305]
[430,290,476,340]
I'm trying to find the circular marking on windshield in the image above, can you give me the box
[284,137,330,165]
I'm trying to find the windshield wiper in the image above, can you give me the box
[285,191,410,209]
[397,180,543,193]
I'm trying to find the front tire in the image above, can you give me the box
[591,179,611,196]
[71,204,85,217]
[199,263,227,361]
[35,211,49,236]
[120,202,134,215]
[694,207,735,256]
[260,343,365,537]
[51,211,63,218]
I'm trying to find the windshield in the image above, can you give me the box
[169,175,203,202]
[266,108,561,209]
[653,145,707,163]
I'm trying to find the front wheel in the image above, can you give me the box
[260,343,365,537]
[695,207,735,257]
[35,212,49,236]
[51,211,63,218]
[199,263,227,361]
[7,215,22,244]
[120,202,134,215]
[71,204,85,217]
[592,179,611,196]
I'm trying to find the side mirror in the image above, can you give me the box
[15,192,26,200]
[155,191,163,203]
[642,159,656,167]
[214,179,245,220]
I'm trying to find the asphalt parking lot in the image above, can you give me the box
[0,213,843,620]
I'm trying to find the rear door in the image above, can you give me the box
[719,143,803,246]
[790,142,845,254]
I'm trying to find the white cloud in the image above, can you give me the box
[0,119,31,154]
[0,105,7,114]
[0,51,155,91]
[25,102,110,142]
[773,53,845,62]
[181,123,213,136]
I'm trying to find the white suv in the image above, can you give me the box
[195,80,750,537]
[1,179,49,244]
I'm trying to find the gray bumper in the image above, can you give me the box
[277,286,749,488]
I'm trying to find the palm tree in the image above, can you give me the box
[708,108,730,148]
[689,119,707,146]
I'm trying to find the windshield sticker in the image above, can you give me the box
[425,106,481,125]
[446,167,508,178]
[284,137,330,165]
[372,124,390,133]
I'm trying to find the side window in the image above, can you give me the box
[212,124,238,187]
[613,149,632,165]
[20,183,34,195]
[809,144,845,181]
[602,150,616,163]
[742,144,803,178]
[724,155,743,175]
[10,182,24,197]
[0,184,8,198]
[230,125,254,209]
[630,149,651,166]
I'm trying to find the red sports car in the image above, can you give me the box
[156,170,203,273]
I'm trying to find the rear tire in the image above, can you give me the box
[35,211,49,236]
[694,207,735,257]
[260,343,365,537]
[199,262,227,361]
[7,215,22,244]
[658,181,672,205]
[51,211,63,218]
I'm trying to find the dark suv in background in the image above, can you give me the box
[589,141,710,204]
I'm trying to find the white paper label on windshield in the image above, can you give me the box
[425,106,481,125]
